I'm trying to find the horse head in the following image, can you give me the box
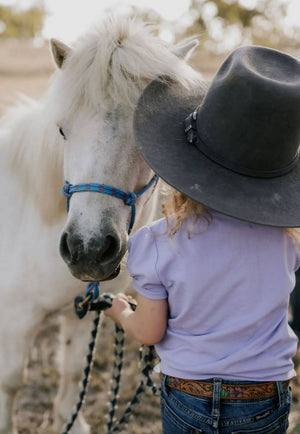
[50,16,202,282]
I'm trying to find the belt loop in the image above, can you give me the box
[276,381,285,409]
[211,378,222,430]
[161,374,168,395]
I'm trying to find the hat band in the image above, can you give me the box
[196,134,299,178]
[185,110,299,178]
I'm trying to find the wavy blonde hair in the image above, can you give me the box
[162,185,300,244]
[162,186,212,238]
[285,228,300,245]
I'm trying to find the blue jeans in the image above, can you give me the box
[160,375,291,433]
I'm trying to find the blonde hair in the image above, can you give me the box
[285,228,300,245]
[162,186,212,238]
[162,185,300,244]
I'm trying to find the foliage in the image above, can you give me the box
[0,4,45,38]
[182,0,300,52]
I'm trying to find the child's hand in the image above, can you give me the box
[104,293,133,327]
[105,293,167,345]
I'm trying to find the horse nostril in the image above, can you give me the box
[60,230,120,271]
[97,235,119,264]
[60,232,72,264]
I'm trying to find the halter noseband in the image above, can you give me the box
[62,174,159,235]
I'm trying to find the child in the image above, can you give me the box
[104,45,300,433]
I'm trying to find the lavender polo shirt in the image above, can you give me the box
[127,212,300,381]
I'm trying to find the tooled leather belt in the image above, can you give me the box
[165,375,290,400]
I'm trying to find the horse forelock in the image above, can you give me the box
[50,15,202,115]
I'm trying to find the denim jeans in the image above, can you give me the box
[160,375,291,433]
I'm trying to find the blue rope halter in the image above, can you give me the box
[62,174,159,300]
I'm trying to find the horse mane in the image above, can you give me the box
[49,15,203,114]
[2,15,204,224]
[1,98,65,224]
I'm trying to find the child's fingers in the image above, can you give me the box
[115,293,136,304]
[126,295,136,303]
[115,292,128,301]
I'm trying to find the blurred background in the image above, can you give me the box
[0,0,299,112]
[0,1,299,433]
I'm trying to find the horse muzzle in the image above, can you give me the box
[59,229,124,281]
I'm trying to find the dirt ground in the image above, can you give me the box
[1,39,300,434]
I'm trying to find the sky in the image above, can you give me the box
[0,0,299,43]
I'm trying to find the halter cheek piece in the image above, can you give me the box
[62,174,159,302]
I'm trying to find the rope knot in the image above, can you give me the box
[86,281,100,299]
[124,191,137,207]
[62,181,72,198]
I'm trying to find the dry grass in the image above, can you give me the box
[1,39,299,433]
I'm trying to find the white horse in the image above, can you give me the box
[0,15,203,433]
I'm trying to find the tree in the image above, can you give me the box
[182,0,299,52]
[0,4,45,39]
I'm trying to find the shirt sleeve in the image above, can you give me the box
[295,245,300,271]
[287,232,300,271]
[127,226,168,300]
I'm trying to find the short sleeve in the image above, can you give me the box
[286,231,300,271]
[295,245,300,271]
[127,226,168,300]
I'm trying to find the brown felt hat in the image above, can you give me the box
[133,45,300,227]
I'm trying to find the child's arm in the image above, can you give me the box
[104,292,168,346]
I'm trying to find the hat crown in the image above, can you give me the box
[196,46,300,178]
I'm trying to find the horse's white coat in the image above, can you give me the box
[0,15,203,433]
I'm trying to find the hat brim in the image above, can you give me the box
[134,78,300,227]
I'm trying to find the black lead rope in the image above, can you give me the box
[61,293,113,434]
[106,336,159,433]
[61,311,101,434]
[61,294,160,434]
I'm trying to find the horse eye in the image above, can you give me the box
[58,126,66,140]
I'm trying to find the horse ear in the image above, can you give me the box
[50,39,71,68]
[173,39,199,60]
